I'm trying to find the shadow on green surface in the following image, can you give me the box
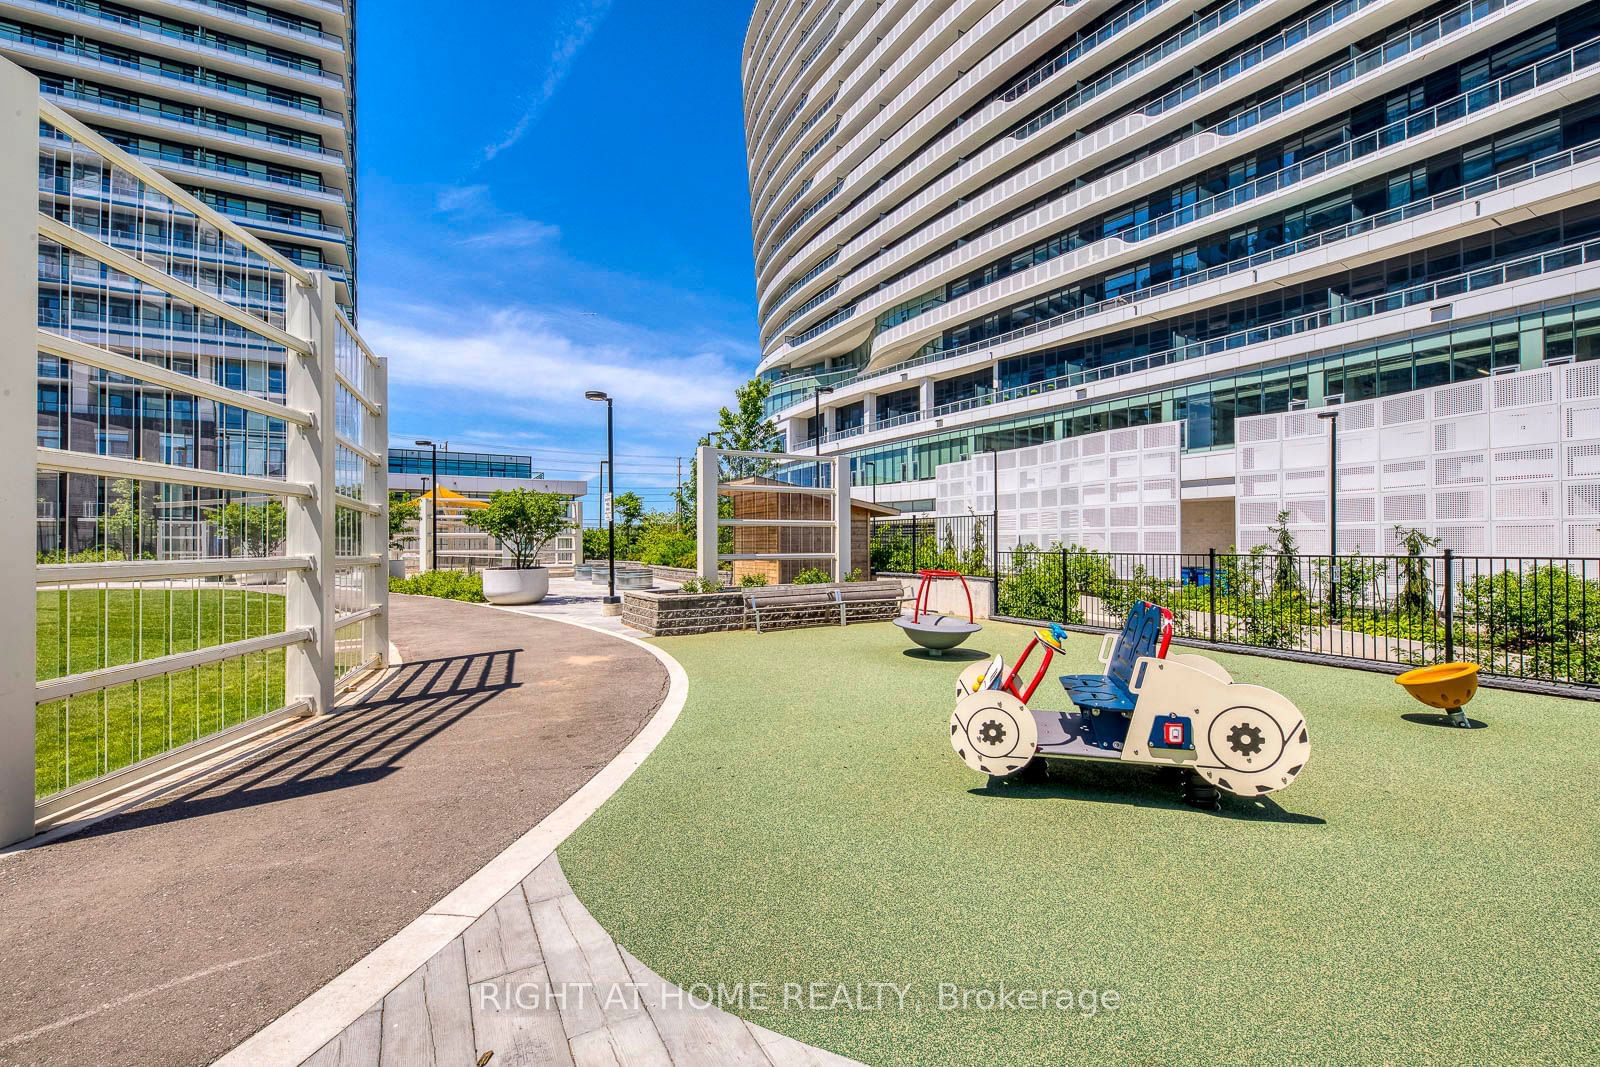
[970,761,1326,825]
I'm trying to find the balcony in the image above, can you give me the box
[0,24,344,125]
[770,0,1572,367]
[12,0,343,86]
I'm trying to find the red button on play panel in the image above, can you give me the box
[1164,721,1185,746]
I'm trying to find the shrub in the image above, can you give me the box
[844,568,864,582]
[677,577,727,593]
[37,547,131,564]
[636,526,697,569]
[739,574,768,588]
[791,567,832,585]
[390,570,485,602]
[996,543,1085,624]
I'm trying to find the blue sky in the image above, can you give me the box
[357,1,759,518]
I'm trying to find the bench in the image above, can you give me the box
[744,580,909,633]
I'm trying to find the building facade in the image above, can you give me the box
[744,0,1600,554]
[6,0,358,307]
[19,1,357,557]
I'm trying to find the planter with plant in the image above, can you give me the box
[464,489,574,605]
[388,491,419,579]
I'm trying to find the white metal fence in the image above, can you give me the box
[2,61,389,846]
[695,445,850,582]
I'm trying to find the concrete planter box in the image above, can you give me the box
[622,589,746,637]
[388,556,407,581]
[482,567,550,605]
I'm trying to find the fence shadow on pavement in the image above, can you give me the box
[51,651,521,843]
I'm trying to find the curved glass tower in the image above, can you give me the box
[744,0,1600,554]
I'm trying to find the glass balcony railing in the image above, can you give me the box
[780,131,1600,410]
[781,8,1575,362]
[762,250,839,327]
[0,25,341,119]
[39,172,345,240]
[183,0,344,47]
[1000,0,1178,104]
[44,126,335,194]
[786,303,857,346]
[1011,0,1281,142]
[1157,0,1517,129]
[41,83,341,159]
[810,233,1600,443]
[18,0,336,81]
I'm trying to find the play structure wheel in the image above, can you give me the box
[950,690,1038,778]
[1198,702,1311,796]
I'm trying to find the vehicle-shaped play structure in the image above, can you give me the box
[895,569,982,656]
[950,603,1311,806]
[1395,662,1483,728]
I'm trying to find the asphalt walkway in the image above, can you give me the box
[0,595,667,1066]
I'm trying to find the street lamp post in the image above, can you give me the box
[415,439,438,571]
[1317,409,1340,621]
[585,391,618,606]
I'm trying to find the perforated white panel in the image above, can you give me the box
[1234,364,1600,557]
[935,424,1181,553]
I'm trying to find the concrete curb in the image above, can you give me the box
[214,603,689,1067]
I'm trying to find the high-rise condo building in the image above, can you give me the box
[744,0,1600,557]
[4,0,356,309]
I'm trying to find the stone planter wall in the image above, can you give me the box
[623,589,747,637]
[623,584,903,636]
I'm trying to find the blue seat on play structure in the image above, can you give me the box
[1059,602,1174,714]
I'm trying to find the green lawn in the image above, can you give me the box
[35,586,287,797]
[559,620,1600,1066]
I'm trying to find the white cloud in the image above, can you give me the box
[485,0,614,162]
[363,305,749,438]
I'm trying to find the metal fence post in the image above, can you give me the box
[0,62,38,846]
[911,520,919,572]
[284,273,337,715]
[832,455,850,580]
[1208,547,1218,643]
[1442,548,1455,663]
[1059,546,1069,622]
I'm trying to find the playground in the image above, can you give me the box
[558,617,1600,1066]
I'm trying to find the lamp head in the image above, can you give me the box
[818,386,835,396]
[414,439,434,447]
[1316,410,1340,421]
[585,390,610,402]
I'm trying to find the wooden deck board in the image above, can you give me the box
[463,886,542,984]
[300,856,862,1067]
[469,963,575,1067]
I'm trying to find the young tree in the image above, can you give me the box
[680,378,786,512]
[210,500,287,557]
[1267,509,1301,596]
[614,491,645,540]
[388,490,420,551]
[100,477,148,557]
[1394,525,1441,618]
[464,490,574,569]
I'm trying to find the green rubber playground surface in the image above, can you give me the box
[559,620,1600,1066]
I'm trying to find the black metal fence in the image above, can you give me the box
[993,547,1600,690]
[868,515,992,577]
